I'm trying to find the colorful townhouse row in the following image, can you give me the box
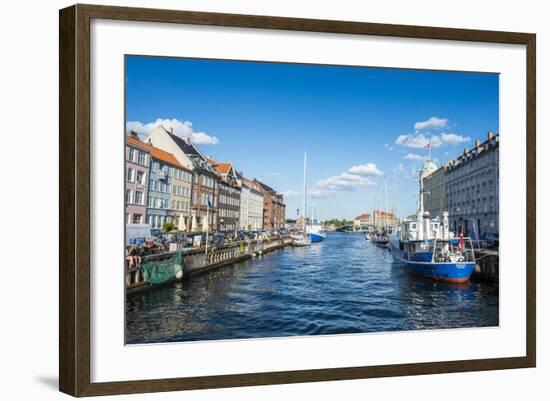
[125,126,286,232]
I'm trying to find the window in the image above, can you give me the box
[135,191,144,205]
[126,168,135,182]
[125,189,133,203]
[132,214,142,224]
[138,152,146,165]
[128,148,135,162]
[136,170,145,185]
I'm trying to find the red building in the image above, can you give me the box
[255,180,286,231]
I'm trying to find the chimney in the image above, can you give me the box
[170,127,174,135]
[185,137,191,145]
[488,132,494,140]
[475,140,481,148]
[463,148,468,155]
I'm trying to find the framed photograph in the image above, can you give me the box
[59,4,536,397]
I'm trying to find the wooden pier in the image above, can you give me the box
[472,249,499,282]
[126,235,293,294]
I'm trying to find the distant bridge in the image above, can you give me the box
[335,224,375,232]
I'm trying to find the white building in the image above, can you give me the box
[422,163,447,220]
[444,132,499,236]
[239,177,264,231]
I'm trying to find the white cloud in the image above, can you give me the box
[404,153,428,161]
[396,132,469,149]
[308,188,338,199]
[308,162,382,198]
[396,133,440,148]
[347,163,383,176]
[414,116,448,130]
[440,132,470,145]
[126,118,219,145]
[281,190,301,198]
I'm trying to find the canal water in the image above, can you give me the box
[126,232,499,344]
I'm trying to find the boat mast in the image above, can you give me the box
[418,166,425,240]
[384,174,388,231]
[303,151,307,232]
[377,181,381,230]
[418,168,425,216]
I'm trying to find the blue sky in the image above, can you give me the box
[126,55,499,221]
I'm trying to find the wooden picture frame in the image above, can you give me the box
[59,3,536,397]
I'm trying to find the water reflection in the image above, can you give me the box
[126,232,499,344]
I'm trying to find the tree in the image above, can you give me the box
[322,219,353,227]
[162,221,176,232]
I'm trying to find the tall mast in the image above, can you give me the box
[384,175,388,230]
[377,181,381,230]
[392,173,396,220]
[303,151,307,231]
[418,168,425,215]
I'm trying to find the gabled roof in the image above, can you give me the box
[126,135,187,170]
[206,158,233,175]
[149,147,184,169]
[126,134,150,152]
[255,179,275,194]
[166,130,203,158]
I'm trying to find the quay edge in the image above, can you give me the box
[126,235,293,295]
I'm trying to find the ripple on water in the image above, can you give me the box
[126,233,499,344]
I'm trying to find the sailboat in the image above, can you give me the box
[306,207,326,243]
[372,175,390,248]
[292,152,311,247]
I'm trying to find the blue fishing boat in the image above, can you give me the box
[389,164,476,283]
[307,225,326,243]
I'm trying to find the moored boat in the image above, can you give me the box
[389,163,476,283]
[291,233,311,246]
[372,230,390,248]
[307,224,326,243]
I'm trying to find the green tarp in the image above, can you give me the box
[140,252,184,285]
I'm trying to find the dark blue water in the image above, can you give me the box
[126,232,499,344]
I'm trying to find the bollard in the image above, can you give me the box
[133,269,139,284]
